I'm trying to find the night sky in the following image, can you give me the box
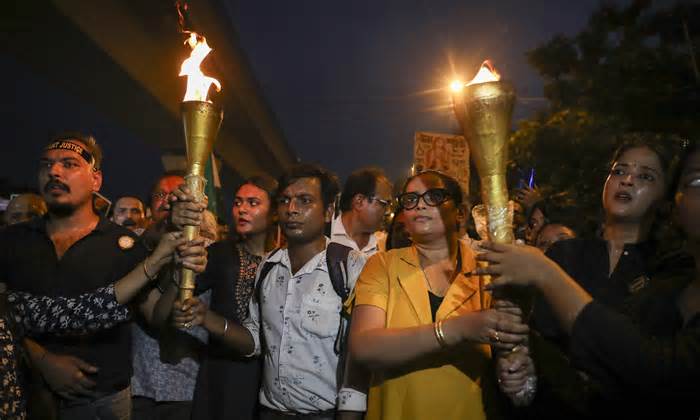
[225,0,607,181]
[3,0,638,201]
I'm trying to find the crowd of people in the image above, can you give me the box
[0,130,697,420]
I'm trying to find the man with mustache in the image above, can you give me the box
[0,133,153,419]
[173,164,369,419]
[111,196,146,235]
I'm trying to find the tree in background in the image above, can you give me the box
[510,0,697,236]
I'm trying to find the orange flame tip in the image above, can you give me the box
[179,32,222,102]
[466,60,500,86]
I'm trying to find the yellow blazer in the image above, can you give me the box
[355,241,492,420]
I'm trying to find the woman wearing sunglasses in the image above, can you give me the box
[348,170,529,420]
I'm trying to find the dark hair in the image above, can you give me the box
[610,132,679,198]
[239,174,279,203]
[535,222,576,245]
[48,131,103,170]
[385,209,412,251]
[525,198,567,225]
[672,139,700,193]
[401,170,464,208]
[277,163,340,209]
[339,167,387,212]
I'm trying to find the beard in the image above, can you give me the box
[47,201,76,217]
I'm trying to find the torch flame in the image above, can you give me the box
[179,33,222,102]
[466,60,500,86]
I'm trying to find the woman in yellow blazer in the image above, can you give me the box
[349,171,529,420]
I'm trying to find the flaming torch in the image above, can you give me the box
[453,60,514,243]
[178,32,223,301]
[453,63,536,405]
[452,61,534,309]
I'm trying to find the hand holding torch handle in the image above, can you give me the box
[179,100,222,301]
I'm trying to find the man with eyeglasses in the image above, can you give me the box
[132,170,207,420]
[331,168,393,256]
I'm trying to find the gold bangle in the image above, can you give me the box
[222,318,229,336]
[143,259,156,281]
[434,319,447,348]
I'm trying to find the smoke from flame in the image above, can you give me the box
[179,33,221,102]
[466,60,500,86]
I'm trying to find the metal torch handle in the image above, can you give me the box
[177,174,206,302]
[178,224,198,302]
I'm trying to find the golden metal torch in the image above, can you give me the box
[178,32,223,301]
[456,61,514,244]
[453,61,532,311]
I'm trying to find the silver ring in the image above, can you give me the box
[493,330,500,342]
[183,322,192,329]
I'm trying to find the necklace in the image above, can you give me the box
[421,265,447,297]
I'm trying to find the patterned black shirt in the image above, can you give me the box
[0,285,130,419]
[0,217,147,396]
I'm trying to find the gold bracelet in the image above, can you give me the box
[143,259,156,281]
[222,318,229,336]
[434,319,447,348]
[437,319,448,347]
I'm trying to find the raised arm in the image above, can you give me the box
[477,241,592,334]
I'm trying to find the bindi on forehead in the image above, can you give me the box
[618,147,663,168]
[615,162,662,176]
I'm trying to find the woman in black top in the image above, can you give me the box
[482,141,700,418]
[165,176,279,420]
[495,134,678,418]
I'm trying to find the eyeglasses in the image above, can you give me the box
[370,196,391,208]
[397,188,452,210]
[152,191,169,200]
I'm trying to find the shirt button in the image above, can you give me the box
[623,251,629,256]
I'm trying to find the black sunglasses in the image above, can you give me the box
[397,188,452,210]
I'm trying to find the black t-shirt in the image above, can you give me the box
[428,291,443,322]
[534,237,656,347]
[570,262,700,419]
[0,216,148,396]
[527,237,659,419]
